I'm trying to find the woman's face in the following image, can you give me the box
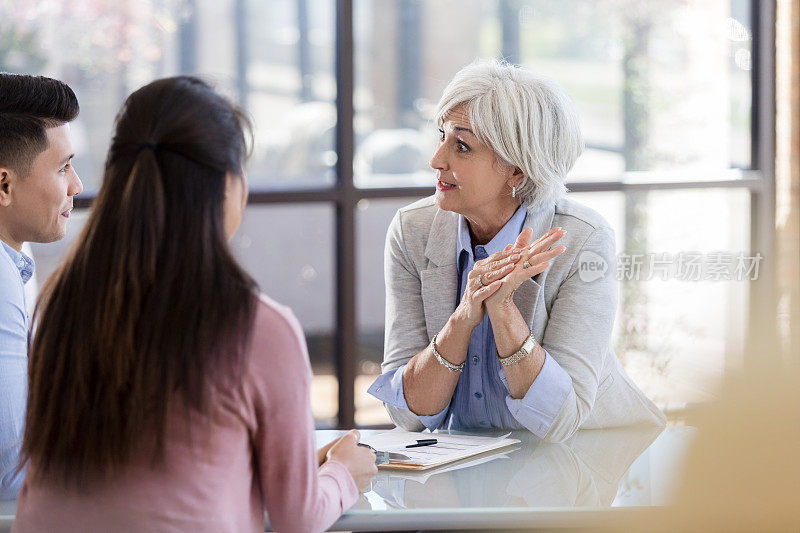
[430,105,519,221]
[223,172,248,241]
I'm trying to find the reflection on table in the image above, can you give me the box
[312,425,694,531]
[0,425,694,533]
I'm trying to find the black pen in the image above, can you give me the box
[406,438,437,448]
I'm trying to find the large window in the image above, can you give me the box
[352,0,770,424]
[2,0,774,428]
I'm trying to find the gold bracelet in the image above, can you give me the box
[497,333,536,367]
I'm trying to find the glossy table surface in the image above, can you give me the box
[0,425,694,532]
[306,425,694,531]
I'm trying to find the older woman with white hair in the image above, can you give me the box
[368,60,665,442]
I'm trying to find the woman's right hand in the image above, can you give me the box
[326,429,378,492]
[454,249,522,329]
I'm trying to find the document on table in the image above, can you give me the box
[383,450,515,484]
[360,429,521,471]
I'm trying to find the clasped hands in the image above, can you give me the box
[456,227,567,328]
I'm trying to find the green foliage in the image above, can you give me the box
[0,22,45,72]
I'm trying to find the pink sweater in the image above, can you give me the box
[12,294,358,533]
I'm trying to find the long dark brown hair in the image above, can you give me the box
[22,76,258,488]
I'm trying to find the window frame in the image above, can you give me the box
[71,0,776,429]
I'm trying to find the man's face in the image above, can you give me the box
[0,124,83,250]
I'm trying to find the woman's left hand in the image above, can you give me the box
[317,434,346,466]
[484,227,567,312]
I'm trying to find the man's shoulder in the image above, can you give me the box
[0,244,27,344]
[0,245,24,302]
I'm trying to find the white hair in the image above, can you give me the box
[434,59,583,208]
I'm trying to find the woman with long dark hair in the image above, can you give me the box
[12,76,376,532]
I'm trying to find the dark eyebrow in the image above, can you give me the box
[453,126,475,136]
[59,153,75,166]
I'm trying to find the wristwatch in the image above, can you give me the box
[497,333,536,366]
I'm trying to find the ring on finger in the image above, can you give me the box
[523,260,531,269]
[478,274,486,287]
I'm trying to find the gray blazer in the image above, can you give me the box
[381,195,666,442]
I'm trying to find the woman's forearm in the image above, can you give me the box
[487,304,546,399]
[403,310,474,416]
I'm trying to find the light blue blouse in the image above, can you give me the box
[369,203,572,438]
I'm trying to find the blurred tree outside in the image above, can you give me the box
[0,3,46,72]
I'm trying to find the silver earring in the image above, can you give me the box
[512,186,516,199]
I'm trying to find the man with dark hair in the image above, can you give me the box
[0,73,82,498]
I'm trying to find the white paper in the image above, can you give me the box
[360,429,519,468]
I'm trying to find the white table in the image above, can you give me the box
[305,425,694,531]
[0,425,695,532]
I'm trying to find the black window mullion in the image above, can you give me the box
[334,0,356,429]
[67,0,770,429]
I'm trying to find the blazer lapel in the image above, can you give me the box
[514,203,556,329]
[418,203,556,339]
[421,208,459,340]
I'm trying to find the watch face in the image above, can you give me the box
[523,334,536,354]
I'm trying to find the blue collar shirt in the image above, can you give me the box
[0,239,33,499]
[370,202,572,437]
